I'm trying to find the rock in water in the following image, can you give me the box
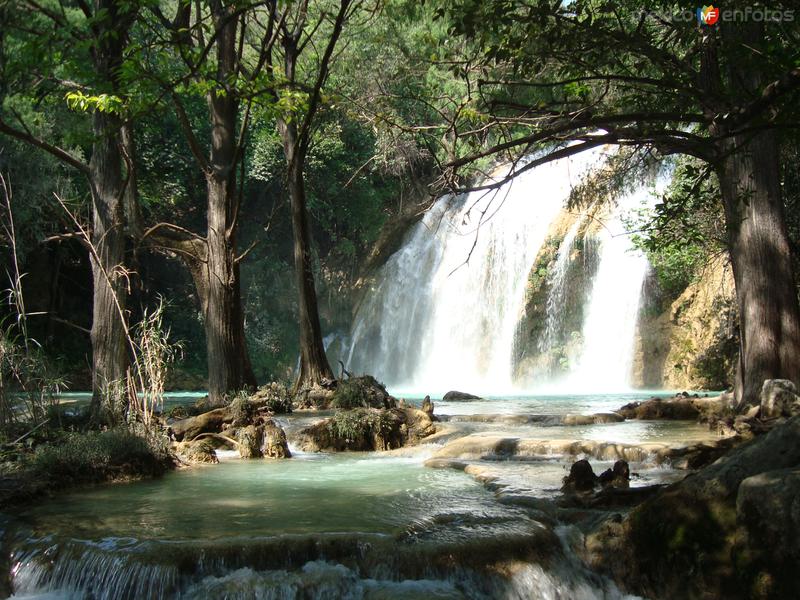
[295,407,436,452]
[237,425,264,459]
[175,439,219,464]
[760,379,800,418]
[262,419,291,459]
[442,390,483,401]
[598,460,630,488]
[330,376,397,410]
[562,459,598,492]
[421,395,434,416]
[616,396,700,420]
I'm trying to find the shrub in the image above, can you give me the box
[330,376,392,409]
[28,429,170,487]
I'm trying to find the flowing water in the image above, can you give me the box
[346,152,663,395]
[346,151,605,395]
[3,390,721,600]
[1,155,697,599]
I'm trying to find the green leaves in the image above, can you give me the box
[65,91,125,115]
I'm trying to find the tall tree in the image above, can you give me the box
[249,0,366,390]
[136,0,262,403]
[274,1,353,390]
[434,0,800,407]
[0,0,139,420]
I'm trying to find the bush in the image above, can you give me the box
[27,429,171,487]
[330,376,392,409]
[328,408,395,445]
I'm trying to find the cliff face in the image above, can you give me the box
[632,257,738,391]
[513,207,603,385]
[512,207,737,391]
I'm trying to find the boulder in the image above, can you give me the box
[737,468,800,573]
[330,375,396,410]
[237,425,264,459]
[586,415,800,600]
[293,378,337,409]
[563,412,625,426]
[442,390,483,401]
[171,408,231,441]
[296,407,435,452]
[174,439,219,464]
[562,459,598,492]
[421,395,435,416]
[262,419,291,458]
[598,460,630,488]
[616,396,700,420]
[760,379,800,418]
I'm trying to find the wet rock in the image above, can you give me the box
[562,459,598,492]
[616,396,701,420]
[598,460,630,488]
[237,425,264,459]
[262,419,291,459]
[586,415,800,600]
[563,412,624,426]
[760,379,800,418]
[296,407,435,452]
[175,439,219,464]
[442,390,483,401]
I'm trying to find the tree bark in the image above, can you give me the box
[88,114,129,420]
[717,130,800,406]
[87,0,133,421]
[278,117,334,389]
[199,2,256,404]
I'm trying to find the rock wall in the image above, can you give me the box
[632,257,738,390]
[513,205,604,384]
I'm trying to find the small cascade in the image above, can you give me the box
[538,213,588,362]
[561,183,661,392]
[346,150,603,394]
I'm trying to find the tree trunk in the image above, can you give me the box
[278,117,334,389]
[199,3,256,404]
[88,110,128,421]
[202,175,256,404]
[717,130,800,407]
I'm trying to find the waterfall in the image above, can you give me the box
[346,149,661,395]
[538,213,588,358]
[559,183,661,392]
[346,151,602,395]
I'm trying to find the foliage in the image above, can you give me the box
[328,408,394,445]
[628,158,727,305]
[127,298,182,427]
[330,376,391,409]
[27,428,170,487]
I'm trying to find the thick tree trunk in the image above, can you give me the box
[202,175,256,404]
[718,130,800,406]
[88,110,128,421]
[199,3,256,404]
[278,118,334,389]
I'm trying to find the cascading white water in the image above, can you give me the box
[558,182,662,392]
[346,151,603,395]
[539,212,588,356]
